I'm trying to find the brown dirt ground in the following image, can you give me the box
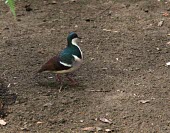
[0,0,170,132]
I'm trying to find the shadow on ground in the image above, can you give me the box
[0,79,17,118]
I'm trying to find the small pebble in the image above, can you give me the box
[80,120,84,123]
[51,1,57,4]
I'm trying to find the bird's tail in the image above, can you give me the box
[37,65,48,73]
[37,68,44,73]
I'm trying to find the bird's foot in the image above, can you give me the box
[67,76,77,86]
[55,74,64,92]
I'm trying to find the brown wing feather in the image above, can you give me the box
[38,55,71,73]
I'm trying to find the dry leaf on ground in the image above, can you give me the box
[99,117,112,124]
[0,119,7,126]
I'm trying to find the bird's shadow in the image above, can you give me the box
[34,72,86,91]
[37,81,60,87]
[36,80,85,91]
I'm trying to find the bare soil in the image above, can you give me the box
[0,0,170,132]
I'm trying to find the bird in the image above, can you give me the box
[38,32,83,85]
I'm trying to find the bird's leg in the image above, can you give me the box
[66,74,77,85]
[56,74,63,92]
[56,74,62,83]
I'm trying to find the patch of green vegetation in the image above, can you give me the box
[5,0,16,17]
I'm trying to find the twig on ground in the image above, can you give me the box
[86,89,111,92]
[58,85,63,93]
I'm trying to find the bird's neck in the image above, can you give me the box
[67,38,82,59]
[67,38,78,47]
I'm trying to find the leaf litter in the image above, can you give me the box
[99,117,112,124]
[0,119,7,126]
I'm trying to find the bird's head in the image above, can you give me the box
[67,32,81,46]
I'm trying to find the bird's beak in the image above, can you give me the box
[78,37,82,39]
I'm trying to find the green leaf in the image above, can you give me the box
[5,0,16,17]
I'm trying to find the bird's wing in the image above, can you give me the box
[38,54,72,73]
[59,52,74,67]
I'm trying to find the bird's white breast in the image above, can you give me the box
[72,38,83,59]
[72,55,83,70]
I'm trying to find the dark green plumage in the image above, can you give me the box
[59,45,82,65]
